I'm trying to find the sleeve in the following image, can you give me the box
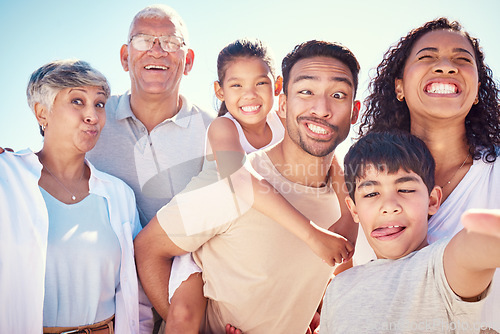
[123,182,154,333]
[319,284,334,333]
[138,280,154,334]
[433,239,488,318]
[126,185,142,239]
[157,166,241,252]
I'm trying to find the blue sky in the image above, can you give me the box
[2,0,499,158]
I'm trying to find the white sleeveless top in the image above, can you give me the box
[220,110,285,154]
[202,110,285,170]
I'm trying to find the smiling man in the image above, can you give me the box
[134,40,360,333]
[87,5,215,228]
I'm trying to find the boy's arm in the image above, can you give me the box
[208,118,354,266]
[444,209,500,300]
[134,216,188,320]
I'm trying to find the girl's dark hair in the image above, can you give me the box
[216,38,275,116]
[359,17,500,163]
[344,131,436,202]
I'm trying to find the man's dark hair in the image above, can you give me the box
[281,40,360,98]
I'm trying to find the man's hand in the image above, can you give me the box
[462,209,500,237]
[307,223,354,266]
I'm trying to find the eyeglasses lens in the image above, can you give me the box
[130,35,183,53]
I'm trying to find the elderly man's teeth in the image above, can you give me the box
[145,65,167,70]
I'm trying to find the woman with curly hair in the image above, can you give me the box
[359,17,500,332]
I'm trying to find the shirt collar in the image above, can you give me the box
[170,94,194,128]
[115,92,195,128]
[115,91,135,121]
[11,149,111,198]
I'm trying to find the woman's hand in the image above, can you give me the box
[0,147,13,154]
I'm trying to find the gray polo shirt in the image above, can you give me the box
[87,91,215,227]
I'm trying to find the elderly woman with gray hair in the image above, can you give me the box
[0,59,153,333]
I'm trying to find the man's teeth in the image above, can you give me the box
[241,106,259,112]
[426,83,457,94]
[145,65,167,70]
[307,123,329,134]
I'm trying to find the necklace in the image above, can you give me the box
[441,153,470,188]
[41,161,85,201]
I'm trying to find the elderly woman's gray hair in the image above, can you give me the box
[26,59,110,115]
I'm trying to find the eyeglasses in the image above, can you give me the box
[129,34,185,53]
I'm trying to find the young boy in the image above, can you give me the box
[320,131,499,333]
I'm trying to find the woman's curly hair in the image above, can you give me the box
[359,17,500,163]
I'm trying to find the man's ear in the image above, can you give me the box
[345,197,360,223]
[277,94,287,119]
[120,44,129,72]
[351,100,361,124]
[214,81,224,101]
[428,186,442,216]
[395,78,404,101]
[274,76,283,96]
[183,49,195,75]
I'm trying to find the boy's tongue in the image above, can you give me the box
[371,226,405,238]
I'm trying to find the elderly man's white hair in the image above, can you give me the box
[128,4,189,45]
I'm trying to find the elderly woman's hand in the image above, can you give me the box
[0,147,14,154]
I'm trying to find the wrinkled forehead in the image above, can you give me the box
[129,15,188,42]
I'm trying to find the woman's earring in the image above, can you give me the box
[473,96,479,105]
[42,124,46,131]
[397,95,405,102]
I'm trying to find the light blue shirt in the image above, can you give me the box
[41,189,120,327]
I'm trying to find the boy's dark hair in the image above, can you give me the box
[281,40,360,98]
[344,131,436,202]
[216,38,276,116]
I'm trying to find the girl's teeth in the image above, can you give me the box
[241,106,259,112]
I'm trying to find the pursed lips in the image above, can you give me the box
[83,127,99,137]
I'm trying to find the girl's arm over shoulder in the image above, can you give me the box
[207,117,245,178]
[208,118,353,266]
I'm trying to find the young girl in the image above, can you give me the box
[165,39,356,333]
